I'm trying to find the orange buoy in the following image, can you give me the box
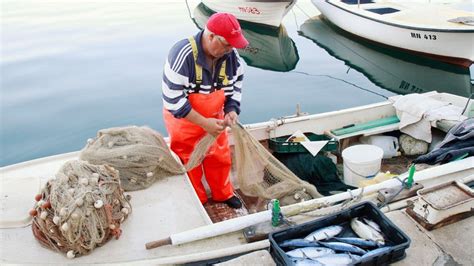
[35,194,42,202]
[29,209,38,216]
[42,201,51,209]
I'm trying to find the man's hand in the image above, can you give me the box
[184,109,227,136]
[224,111,238,127]
[202,118,226,137]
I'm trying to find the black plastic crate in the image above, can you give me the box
[268,133,338,154]
[269,201,410,266]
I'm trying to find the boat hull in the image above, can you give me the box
[298,17,473,97]
[202,0,296,27]
[312,0,474,67]
[193,3,299,72]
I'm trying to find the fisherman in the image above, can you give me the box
[161,13,248,209]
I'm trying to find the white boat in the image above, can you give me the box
[194,3,299,72]
[299,16,473,97]
[1,92,473,264]
[202,0,297,27]
[311,0,474,67]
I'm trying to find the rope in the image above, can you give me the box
[298,188,365,218]
[290,70,389,100]
[461,93,474,116]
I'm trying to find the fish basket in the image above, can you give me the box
[268,133,338,154]
[269,201,411,266]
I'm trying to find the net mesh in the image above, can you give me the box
[31,160,131,258]
[78,124,321,204]
[185,134,216,171]
[79,126,186,191]
[231,124,322,204]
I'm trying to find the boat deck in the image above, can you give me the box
[334,0,474,30]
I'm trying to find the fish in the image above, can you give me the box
[362,217,382,233]
[361,246,392,259]
[350,218,385,245]
[314,253,361,265]
[293,258,323,266]
[286,247,335,259]
[330,237,380,248]
[304,225,343,241]
[280,239,321,248]
[317,241,367,255]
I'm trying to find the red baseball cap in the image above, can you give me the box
[206,13,249,49]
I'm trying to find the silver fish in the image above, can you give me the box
[280,239,321,248]
[362,217,382,233]
[350,218,385,245]
[361,246,392,259]
[304,225,343,241]
[314,253,361,265]
[293,258,323,266]
[330,237,380,248]
[318,241,367,255]
[286,247,335,259]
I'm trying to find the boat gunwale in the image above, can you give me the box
[323,0,474,33]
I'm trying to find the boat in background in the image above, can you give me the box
[202,0,296,27]
[311,0,474,67]
[299,17,473,97]
[194,3,299,72]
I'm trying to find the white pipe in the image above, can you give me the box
[169,157,473,245]
[380,198,412,213]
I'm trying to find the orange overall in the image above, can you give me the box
[163,91,233,204]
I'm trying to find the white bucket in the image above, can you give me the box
[342,144,383,187]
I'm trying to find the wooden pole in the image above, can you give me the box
[145,237,172,250]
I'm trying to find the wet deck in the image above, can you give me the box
[204,190,267,223]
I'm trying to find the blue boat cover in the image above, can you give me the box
[341,0,374,5]
[366,8,400,15]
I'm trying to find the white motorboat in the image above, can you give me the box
[1,92,473,264]
[311,0,474,67]
[299,17,473,97]
[202,0,297,27]
[193,3,299,72]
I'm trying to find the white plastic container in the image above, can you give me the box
[342,145,383,187]
[359,135,399,159]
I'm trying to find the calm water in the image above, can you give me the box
[1,0,473,166]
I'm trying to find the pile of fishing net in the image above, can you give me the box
[80,126,186,191]
[231,124,322,205]
[168,124,323,205]
[31,160,131,258]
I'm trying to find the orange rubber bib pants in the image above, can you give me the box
[163,90,234,204]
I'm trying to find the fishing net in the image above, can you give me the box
[78,124,321,205]
[80,126,186,191]
[231,124,322,204]
[31,160,131,258]
[185,134,216,171]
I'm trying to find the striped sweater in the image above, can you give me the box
[162,31,244,118]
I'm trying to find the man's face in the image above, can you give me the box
[209,34,233,59]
